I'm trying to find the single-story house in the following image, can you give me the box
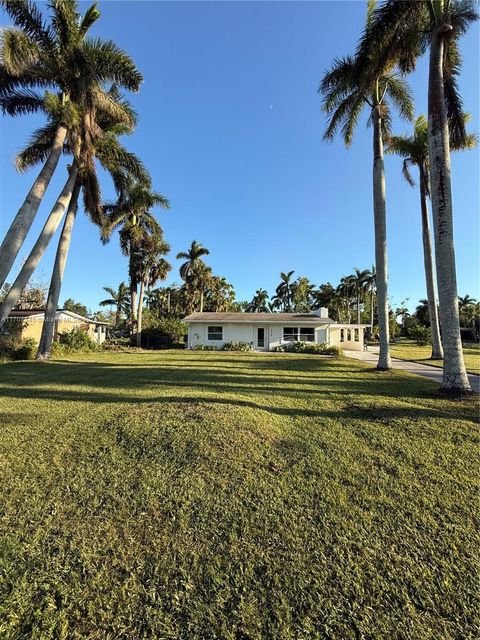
[183,308,369,351]
[0,309,110,345]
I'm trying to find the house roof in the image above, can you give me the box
[183,312,335,324]
[7,309,110,325]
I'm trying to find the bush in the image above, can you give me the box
[222,341,252,352]
[12,337,38,360]
[52,327,98,354]
[192,344,218,351]
[272,342,342,356]
[102,338,135,352]
[0,335,38,361]
[409,325,432,346]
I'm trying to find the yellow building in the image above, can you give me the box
[1,309,109,345]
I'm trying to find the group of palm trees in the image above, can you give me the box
[320,0,477,393]
[100,240,236,330]
[0,0,171,353]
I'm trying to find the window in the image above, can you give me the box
[347,329,352,341]
[283,327,315,342]
[207,326,223,341]
[340,329,345,342]
[354,328,359,342]
[283,327,297,341]
[257,327,265,347]
[299,327,315,342]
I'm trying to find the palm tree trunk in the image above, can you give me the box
[357,292,361,325]
[136,280,145,347]
[36,179,81,359]
[200,289,204,313]
[370,290,374,333]
[372,108,391,370]
[0,126,67,290]
[419,169,443,360]
[0,165,79,330]
[115,305,120,329]
[428,31,470,392]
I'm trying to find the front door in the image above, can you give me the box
[256,326,266,350]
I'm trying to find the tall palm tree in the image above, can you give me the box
[135,232,171,345]
[33,99,145,358]
[320,2,414,369]
[246,288,269,313]
[350,268,371,324]
[458,295,477,328]
[364,266,376,332]
[0,0,142,289]
[274,271,295,312]
[99,282,130,328]
[103,177,170,341]
[387,114,476,359]
[176,241,210,313]
[336,276,355,324]
[359,0,478,390]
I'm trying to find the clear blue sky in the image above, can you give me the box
[1,0,478,313]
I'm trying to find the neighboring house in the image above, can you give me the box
[183,308,369,351]
[1,309,110,345]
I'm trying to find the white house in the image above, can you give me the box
[183,308,369,351]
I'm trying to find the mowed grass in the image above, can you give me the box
[0,351,478,639]
[389,339,480,375]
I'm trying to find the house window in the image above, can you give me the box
[347,329,352,341]
[207,326,223,341]
[283,327,315,342]
[299,327,315,342]
[354,328,359,341]
[340,329,345,342]
[283,327,297,341]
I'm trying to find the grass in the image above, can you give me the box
[389,339,480,375]
[0,350,478,639]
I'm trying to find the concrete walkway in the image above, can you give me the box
[344,346,480,393]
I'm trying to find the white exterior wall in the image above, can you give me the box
[188,322,330,350]
[329,326,364,351]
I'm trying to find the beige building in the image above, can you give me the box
[184,309,369,351]
[1,309,109,345]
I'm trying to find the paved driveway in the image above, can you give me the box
[344,346,480,393]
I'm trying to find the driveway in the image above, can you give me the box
[344,346,480,393]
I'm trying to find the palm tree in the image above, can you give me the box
[336,276,355,324]
[359,1,478,390]
[0,0,141,289]
[320,3,414,369]
[387,115,476,359]
[176,241,210,313]
[206,276,235,312]
[103,177,170,342]
[364,266,376,332]
[350,268,371,324]
[99,282,130,328]
[246,288,269,313]
[135,232,171,345]
[273,271,295,312]
[458,295,477,328]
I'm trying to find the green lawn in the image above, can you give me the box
[0,351,478,639]
[389,339,480,375]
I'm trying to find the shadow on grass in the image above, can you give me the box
[0,359,477,424]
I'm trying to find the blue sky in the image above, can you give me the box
[1,0,478,313]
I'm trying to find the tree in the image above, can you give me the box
[246,289,270,313]
[176,241,210,313]
[103,176,170,342]
[387,114,476,359]
[291,276,315,313]
[350,268,371,324]
[360,0,478,390]
[272,271,295,312]
[458,295,477,328]
[205,276,236,312]
[63,298,89,317]
[99,282,130,328]
[134,231,171,346]
[415,299,431,327]
[0,0,141,289]
[320,2,414,369]
[336,276,355,324]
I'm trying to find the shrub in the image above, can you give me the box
[192,344,218,351]
[102,338,135,352]
[12,337,38,360]
[222,341,252,352]
[272,342,342,356]
[409,325,432,346]
[53,327,98,353]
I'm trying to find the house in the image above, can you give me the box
[183,308,369,351]
[1,309,110,345]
